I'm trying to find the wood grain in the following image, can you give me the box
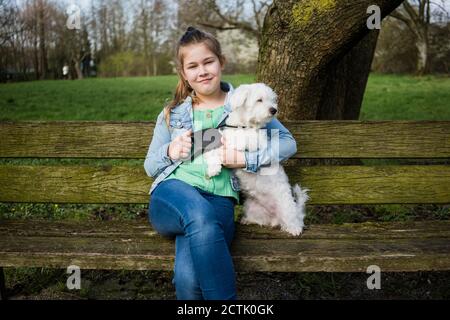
[0,164,448,204]
[1,121,449,158]
[1,219,449,272]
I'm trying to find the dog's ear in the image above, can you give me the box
[229,85,250,111]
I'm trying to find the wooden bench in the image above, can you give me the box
[1,120,449,299]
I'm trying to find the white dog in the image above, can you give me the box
[203,83,310,236]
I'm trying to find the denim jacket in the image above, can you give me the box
[144,81,298,195]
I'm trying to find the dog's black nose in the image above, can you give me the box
[269,107,277,115]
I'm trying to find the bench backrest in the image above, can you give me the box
[1,121,449,204]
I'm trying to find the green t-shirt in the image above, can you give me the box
[165,105,240,203]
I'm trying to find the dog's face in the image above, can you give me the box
[227,83,278,128]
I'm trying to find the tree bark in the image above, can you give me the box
[415,27,429,75]
[256,0,405,121]
[37,0,47,80]
[317,30,380,120]
[72,58,83,79]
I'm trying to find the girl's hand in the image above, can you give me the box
[221,136,246,168]
[168,129,192,160]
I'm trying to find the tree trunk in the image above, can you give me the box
[38,0,48,80]
[73,58,83,79]
[256,0,404,121]
[33,36,40,80]
[142,8,150,76]
[415,28,429,75]
[317,30,380,120]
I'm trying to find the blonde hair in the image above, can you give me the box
[163,26,226,126]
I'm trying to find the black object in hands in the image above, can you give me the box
[190,128,223,161]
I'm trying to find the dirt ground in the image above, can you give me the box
[4,269,450,300]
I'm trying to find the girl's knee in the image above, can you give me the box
[185,204,222,235]
[148,196,178,238]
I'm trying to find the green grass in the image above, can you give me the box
[0,74,255,121]
[1,73,449,121]
[360,73,450,120]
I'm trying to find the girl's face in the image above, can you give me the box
[181,43,225,98]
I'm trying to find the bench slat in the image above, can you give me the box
[1,121,449,158]
[0,164,448,204]
[1,219,449,272]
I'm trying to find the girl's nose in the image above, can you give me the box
[199,63,209,74]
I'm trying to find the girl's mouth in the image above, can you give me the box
[199,78,213,83]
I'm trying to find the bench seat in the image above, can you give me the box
[1,219,449,272]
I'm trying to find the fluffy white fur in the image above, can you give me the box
[203,83,310,236]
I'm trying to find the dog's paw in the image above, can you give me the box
[206,164,222,177]
[239,216,256,226]
[283,224,304,236]
[204,148,223,178]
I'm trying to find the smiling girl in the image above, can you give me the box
[144,26,297,300]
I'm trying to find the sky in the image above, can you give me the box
[16,0,450,23]
[73,0,449,22]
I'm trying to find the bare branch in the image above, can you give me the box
[250,0,271,34]
[390,10,419,35]
[204,0,259,37]
[197,22,240,31]
[403,1,420,22]
[251,0,261,32]
[419,0,426,20]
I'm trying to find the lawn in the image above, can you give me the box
[0,74,255,121]
[1,73,449,121]
[360,74,450,120]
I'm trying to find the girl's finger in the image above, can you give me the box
[180,151,189,158]
[183,135,192,143]
[184,129,192,137]
[182,146,190,153]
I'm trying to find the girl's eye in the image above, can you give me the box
[187,60,212,69]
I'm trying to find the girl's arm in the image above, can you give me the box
[243,118,297,173]
[144,111,174,178]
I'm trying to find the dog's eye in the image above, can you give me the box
[256,98,263,102]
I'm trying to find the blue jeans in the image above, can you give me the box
[148,178,237,300]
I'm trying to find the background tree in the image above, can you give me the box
[390,0,449,75]
[36,0,48,79]
[371,17,418,73]
[0,0,17,46]
[132,0,168,76]
[3,0,448,84]
[202,0,269,42]
[391,0,430,74]
[255,0,405,122]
